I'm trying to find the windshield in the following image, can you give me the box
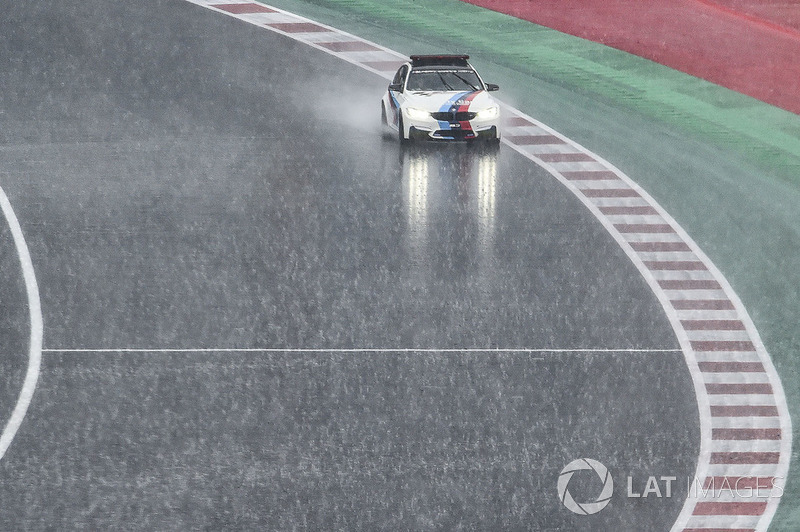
[406,69,483,92]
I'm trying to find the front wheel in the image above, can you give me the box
[398,115,408,144]
[381,102,388,126]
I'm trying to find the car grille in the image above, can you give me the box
[433,129,476,140]
[430,111,477,121]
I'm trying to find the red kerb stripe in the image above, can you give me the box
[561,170,619,180]
[692,340,756,351]
[706,383,773,394]
[692,501,767,515]
[505,116,534,127]
[699,361,765,372]
[599,206,658,215]
[702,476,777,489]
[712,428,781,440]
[584,189,641,198]
[658,279,721,290]
[614,223,673,232]
[645,261,706,270]
[682,320,746,331]
[710,405,778,417]
[269,22,330,32]
[506,134,565,145]
[630,241,690,252]
[710,452,780,464]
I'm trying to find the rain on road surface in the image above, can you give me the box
[0,0,698,529]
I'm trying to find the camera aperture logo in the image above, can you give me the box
[557,458,614,515]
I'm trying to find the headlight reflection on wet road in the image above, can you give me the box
[401,145,499,277]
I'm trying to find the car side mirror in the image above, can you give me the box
[388,83,403,92]
[486,83,500,92]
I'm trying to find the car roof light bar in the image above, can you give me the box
[410,55,470,67]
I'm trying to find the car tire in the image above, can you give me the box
[398,115,408,144]
[381,102,388,126]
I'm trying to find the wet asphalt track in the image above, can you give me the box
[0,0,699,529]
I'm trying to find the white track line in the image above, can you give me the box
[0,186,43,462]
[42,348,681,354]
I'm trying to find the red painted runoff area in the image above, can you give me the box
[458,0,800,114]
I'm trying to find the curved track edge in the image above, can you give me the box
[0,186,43,461]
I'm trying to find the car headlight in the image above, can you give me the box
[405,107,430,121]
[476,106,500,120]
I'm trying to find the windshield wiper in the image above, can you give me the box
[452,72,479,91]
[437,72,455,91]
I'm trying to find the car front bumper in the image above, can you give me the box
[409,125,499,141]
[403,110,500,141]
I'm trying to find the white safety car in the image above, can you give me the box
[381,55,501,143]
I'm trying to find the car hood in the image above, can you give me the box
[404,90,497,112]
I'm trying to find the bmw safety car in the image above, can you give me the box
[381,55,501,143]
